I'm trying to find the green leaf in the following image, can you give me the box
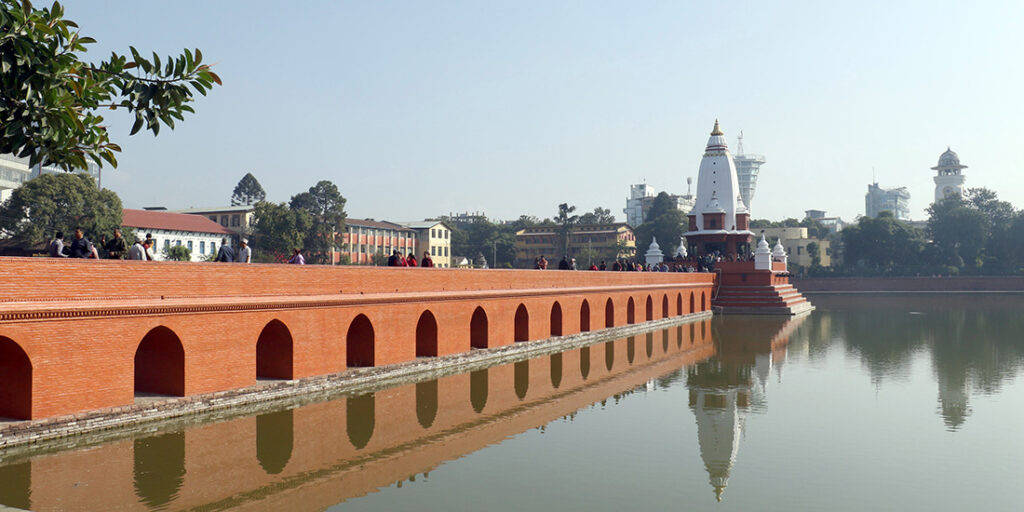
[129,114,143,135]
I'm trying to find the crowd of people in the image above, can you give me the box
[530,252,735,273]
[47,229,254,263]
[386,250,434,267]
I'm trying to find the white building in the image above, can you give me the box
[932,147,967,203]
[733,131,765,210]
[122,208,235,262]
[865,182,911,220]
[623,181,697,227]
[174,205,256,240]
[0,154,100,203]
[398,221,453,268]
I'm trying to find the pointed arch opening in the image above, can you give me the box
[470,369,488,413]
[580,299,591,332]
[514,361,529,400]
[627,298,636,324]
[662,295,669,318]
[514,304,529,342]
[347,393,375,449]
[605,298,615,328]
[0,337,32,420]
[257,320,293,380]
[256,409,293,475]
[645,295,654,321]
[470,307,489,349]
[416,380,438,429]
[677,293,683,316]
[135,327,185,397]
[346,314,375,367]
[550,302,563,337]
[690,292,696,314]
[701,292,707,312]
[416,311,439,357]
[550,353,563,389]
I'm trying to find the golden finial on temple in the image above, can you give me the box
[711,119,724,136]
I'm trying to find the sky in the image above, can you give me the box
[66,1,1024,223]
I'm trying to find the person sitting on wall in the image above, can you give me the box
[421,251,434,268]
[406,252,418,267]
[537,255,548,270]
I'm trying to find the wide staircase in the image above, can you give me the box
[712,283,814,315]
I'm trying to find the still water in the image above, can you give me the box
[2,293,1023,511]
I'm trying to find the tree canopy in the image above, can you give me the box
[0,172,122,244]
[231,173,266,206]
[0,0,220,170]
[251,200,313,262]
[635,192,685,258]
[578,206,615,225]
[289,180,347,264]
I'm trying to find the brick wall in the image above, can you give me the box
[0,257,714,420]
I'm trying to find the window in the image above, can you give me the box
[431,246,436,256]
[175,240,181,246]
[200,241,205,254]
[220,215,229,226]
[231,215,240,227]
[210,242,216,254]
[164,239,170,250]
[430,229,436,238]
[445,230,449,239]
[209,216,217,222]
[187,241,193,251]
[444,246,448,257]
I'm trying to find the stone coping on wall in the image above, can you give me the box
[0,311,712,456]
[0,282,712,323]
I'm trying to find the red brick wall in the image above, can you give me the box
[0,257,714,420]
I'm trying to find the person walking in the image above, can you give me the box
[68,228,92,258]
[48,231,68,258]
[128,238,146,260]
[287,248,305,264]
[104,228,129,260]
[421,251,434,268]
[216,238,235,262]
[236,239,252,263]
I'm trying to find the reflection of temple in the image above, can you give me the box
[687,314,808,501]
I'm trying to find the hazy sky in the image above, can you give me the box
[68,1,1024,222]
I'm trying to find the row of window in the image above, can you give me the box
[430,245,449,257]
[351,227,415,241]
[430,228,449,240]
[208,214,245,228]
[152,238,215,258]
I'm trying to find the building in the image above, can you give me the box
[804,209,845,233]
[341,219,418,265]
[759,227,830,268]
[932,147,967,203]
[733,131,765,210]
[174,206,257,240]
[0,154,100,203]
[398,221,453,268]
[683,120,754,258]
[121,208,235,262]
[623,182,697,227]
[515,223,636,267]
[865,183,911,220]
[444,211,488,227]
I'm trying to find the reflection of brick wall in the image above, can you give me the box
[0,258,714,420]
[793,276,1024,292]
[21,328,716,511]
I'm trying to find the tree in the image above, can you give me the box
[554,203,578,256]
[0,173,122,245]
[251,201,313,263]
[231,173,266,206]
[578,207,616,225]
[163,244,191,261]
[0,0,220,171]
[807,241,821,268]
[842,212,927,273]
[634,192,685,258]
[927,196,989,271]
[289,180,347,264]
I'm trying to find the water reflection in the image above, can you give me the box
[470,369,488,413]
[133,431,185,509]
[256,409,294,474]
[347,393,375,449]
[416,380,439,429]
[0,461,30,510]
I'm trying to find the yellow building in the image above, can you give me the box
[760,227,830,268]
[399,221,453,268]
[515,223,636,268]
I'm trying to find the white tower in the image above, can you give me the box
[733,131,765,210]
[932,147,967,203]
[684,120,754,257]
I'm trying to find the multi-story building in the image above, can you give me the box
[174,205,257,240]
[0,154,100,202]
[865,183,911,220]
[733,131,765,210]
[514,223,636,267]
[121,208,235,262]
[398,221,453,268]
[804,209,846,233]
[623,182,696,227]
[760,227,831,268]
[341,219,418,265]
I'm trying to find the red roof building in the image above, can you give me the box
[121,209,235,262]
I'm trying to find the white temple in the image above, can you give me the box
[932,147,967,203]
[684,120,754,258]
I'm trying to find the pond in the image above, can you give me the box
[2,293,1022,511]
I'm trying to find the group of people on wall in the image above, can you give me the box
[48,229,253,263]
[531,254,712,273]
[386,250,434,267]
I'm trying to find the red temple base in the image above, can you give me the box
[712,261,814,315]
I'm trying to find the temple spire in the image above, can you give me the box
[711,119,724,136]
